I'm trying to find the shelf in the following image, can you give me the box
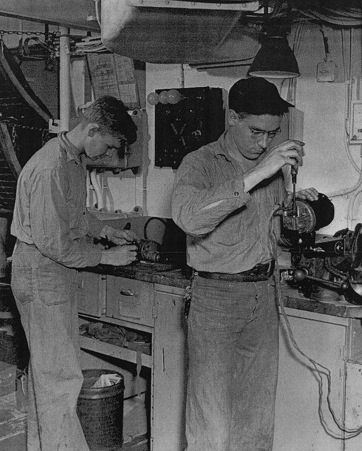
[79,335,152,369]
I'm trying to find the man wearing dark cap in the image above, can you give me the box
[171,77,318,451]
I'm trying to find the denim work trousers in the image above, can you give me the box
[185,275,279,451]
[11,242,89,451]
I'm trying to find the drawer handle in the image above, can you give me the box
[120,289,135,296]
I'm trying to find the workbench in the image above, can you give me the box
[77,263,362,451]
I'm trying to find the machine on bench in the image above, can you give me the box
[277,170,362,305]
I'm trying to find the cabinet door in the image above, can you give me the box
[152,286,186,451]
[344,362,362,451]
[274,310,346,451]
[77,272,105,317]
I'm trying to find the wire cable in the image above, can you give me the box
[270,208,362,439]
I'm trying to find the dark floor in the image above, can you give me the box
[0,392,149,451]
[0,391,26,451]
[0,427,149,451]
[1,435,149,451]
[0,287,149,451]
[1,431,26,451]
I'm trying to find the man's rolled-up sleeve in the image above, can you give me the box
[85,210,107,239]
[171,155,251,236]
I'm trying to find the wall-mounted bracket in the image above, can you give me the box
[48,119,60,134]
[350,101,362,144]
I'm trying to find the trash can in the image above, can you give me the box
[77,369,125,451]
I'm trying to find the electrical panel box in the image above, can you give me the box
[350,101,362,144]
[155,87,225,169]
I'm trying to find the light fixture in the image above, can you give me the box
[247,34,300,79]
[147,89,183,105]
[247,5,300,80]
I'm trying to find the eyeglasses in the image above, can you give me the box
[241,119,281,140]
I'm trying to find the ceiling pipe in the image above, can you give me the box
[59,26,71,132]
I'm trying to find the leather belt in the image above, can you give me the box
[197,260,275,282]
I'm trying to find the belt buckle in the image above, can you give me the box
[251,261,272,277]
[248,265,258,277]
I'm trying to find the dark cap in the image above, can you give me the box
[229,77,293,116]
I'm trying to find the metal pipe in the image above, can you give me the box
[292,268,342,289]
[59,26,71,132]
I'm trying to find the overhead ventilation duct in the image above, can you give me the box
[0,0,99,32]
[101,0,262,64]
[0,0,361,66]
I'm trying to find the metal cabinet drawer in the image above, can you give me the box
[106,276,154,327]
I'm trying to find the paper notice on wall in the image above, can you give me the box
[86,53,140,109]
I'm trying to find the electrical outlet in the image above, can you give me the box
[316,57,336,82]
[350,101,362,144]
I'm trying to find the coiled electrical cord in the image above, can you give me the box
[269,205,362,439]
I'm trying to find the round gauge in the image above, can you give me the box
[283,194,335,234]
[283,200,316,234]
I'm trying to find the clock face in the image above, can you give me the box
[155,87,225,169]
